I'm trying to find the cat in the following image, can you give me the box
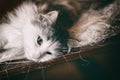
[0,0,95,62]
[0,0,83,63]
[0,0,119,63]
[68,0,120,47]
[0,0,69,62]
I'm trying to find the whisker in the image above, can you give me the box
[24,64,31,80]
[5,68,9,80]
[67,43,72,54]
[39,63,46,80]
[41,66,46,80]
[4,55,17,80]
[78,52,89,66]
[62,55,69,64]
[3,60,11,80]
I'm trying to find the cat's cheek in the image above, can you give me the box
[25,52,39,62]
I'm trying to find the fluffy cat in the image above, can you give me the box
[68,0,120,47]
[0,0,91,62]
[0,0,119,62]
[0,0,83,63]
[0,1,68,62]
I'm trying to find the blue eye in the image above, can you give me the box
[37,36,43,45]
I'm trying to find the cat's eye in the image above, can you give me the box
[37,36,43,45]
[46,52,52,55]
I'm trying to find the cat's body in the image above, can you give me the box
[0,0,119,62]
[68,0,120,47]
[0,0,88,62]
[0,0,68,62]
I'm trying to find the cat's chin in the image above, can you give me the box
[38,55,56,62]
[27,54,56,63]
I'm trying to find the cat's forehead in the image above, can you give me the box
[32,17,55,36]
[32,15,50,27]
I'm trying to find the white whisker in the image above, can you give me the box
[62,55,69,64]
[24,65,31,80]
[39,63,46,80]
[5,69,9,80]
[78,52,89,66]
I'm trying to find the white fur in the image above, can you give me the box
[69,1,119,47]
[0,2,60,62]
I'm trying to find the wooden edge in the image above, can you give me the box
[0,34,120,77]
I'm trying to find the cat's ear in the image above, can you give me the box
[46,11,59,23]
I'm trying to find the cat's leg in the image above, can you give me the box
[0,48,25,62]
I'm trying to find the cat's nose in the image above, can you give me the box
[32,52,52,62]
[29,54,43,62]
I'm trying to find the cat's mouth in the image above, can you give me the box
[31,47,69,62]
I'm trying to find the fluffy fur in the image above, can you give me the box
[0,1,68,62]
[0,0,119,62]
[68,0,120,47]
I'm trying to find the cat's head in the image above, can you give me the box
[24,11,68,62]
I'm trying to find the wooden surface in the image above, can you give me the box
[0,34,120,80]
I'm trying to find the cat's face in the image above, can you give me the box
[24,11,68,62]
